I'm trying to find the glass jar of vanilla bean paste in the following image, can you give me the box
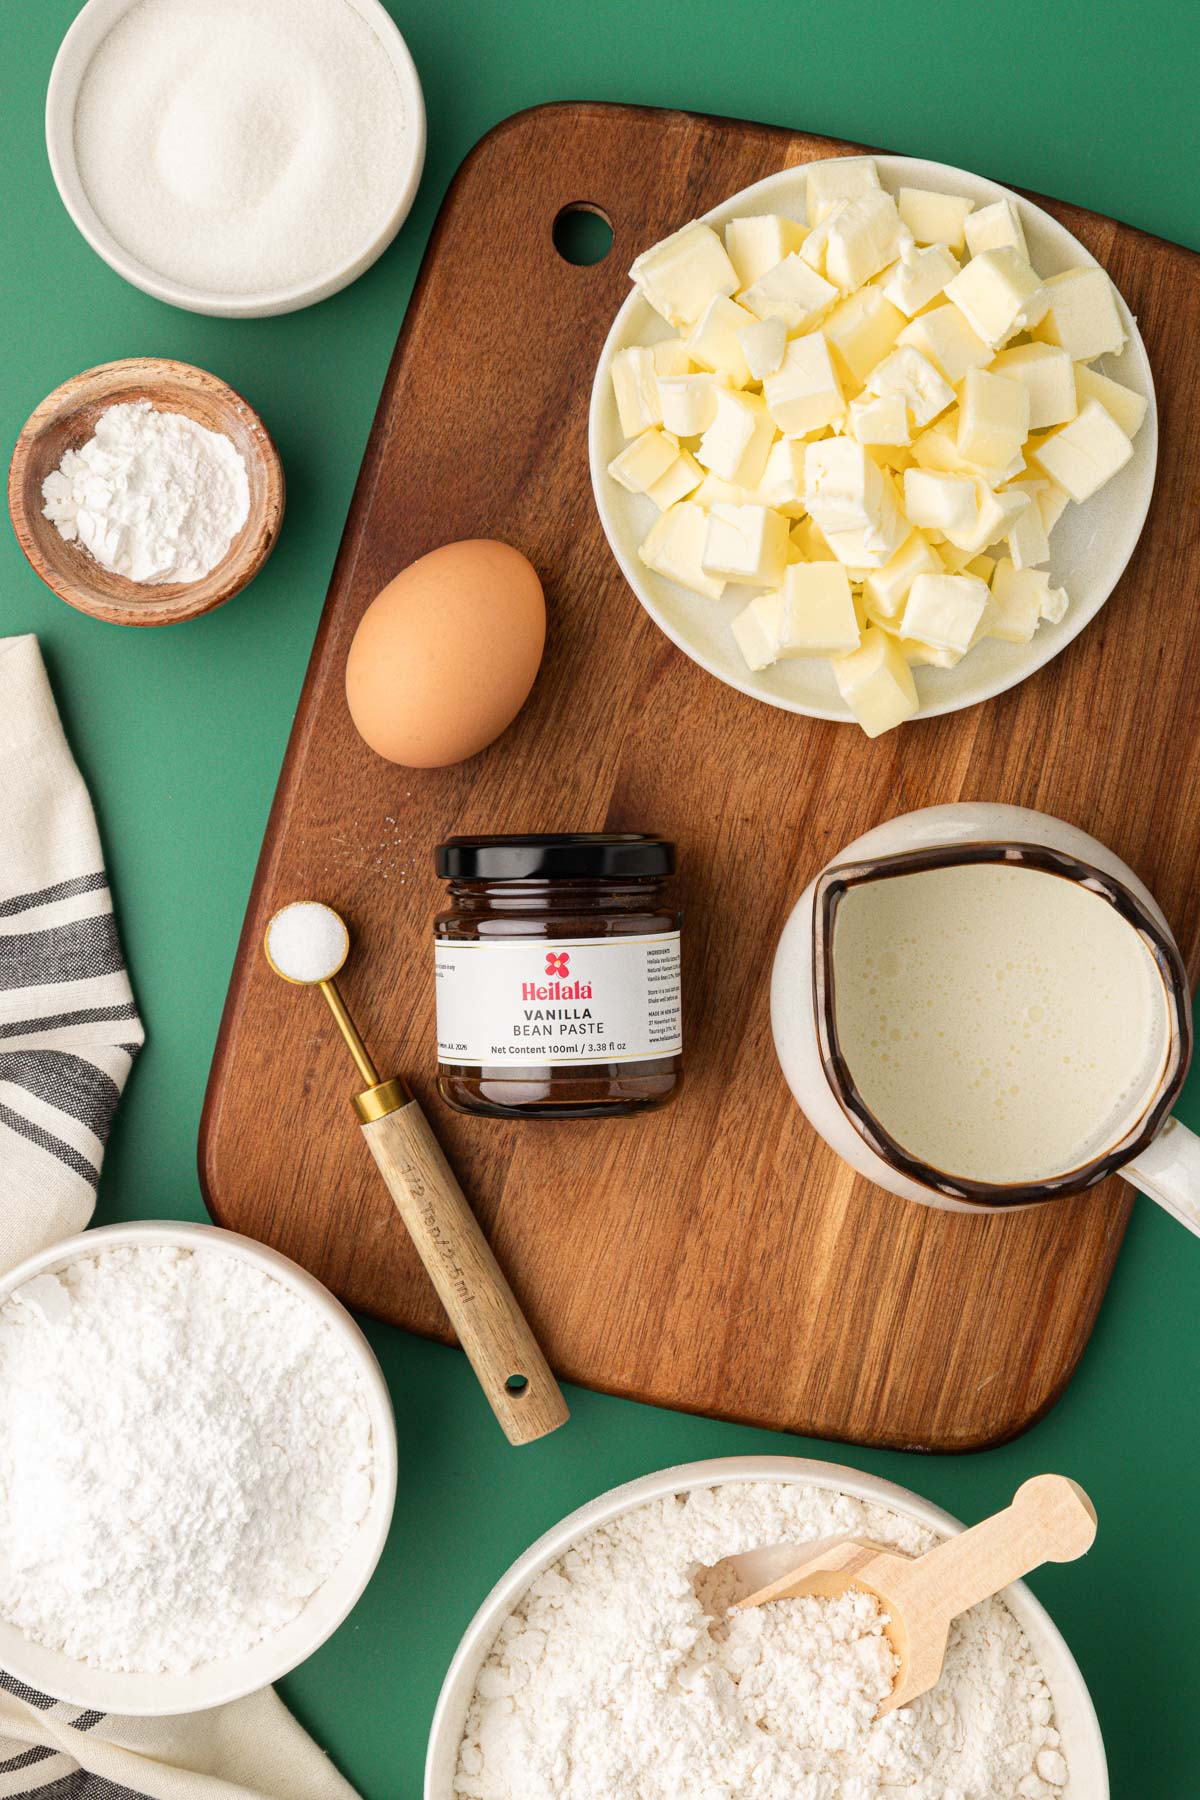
[434,834,682,1119]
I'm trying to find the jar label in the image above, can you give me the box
[435,933,682,1067]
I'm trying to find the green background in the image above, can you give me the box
[3,3,1199,1794]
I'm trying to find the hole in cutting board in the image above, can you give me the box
[506,1373,529,1395]
[552,204,613,265]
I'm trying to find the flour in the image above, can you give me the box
[454,1483,1068,1799]
[41,400,249,584]
[0,1244,373,1674]
[72,0,408,296]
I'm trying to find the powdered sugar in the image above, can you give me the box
[42,400,249,584]
[454,1482,1068,1799]
[0,1244,373,1674]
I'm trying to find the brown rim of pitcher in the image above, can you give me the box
[812,840,1194,1208]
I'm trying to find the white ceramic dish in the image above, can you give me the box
[424,1455,1107,1798]
[589,155,1157,724]
[45,0,426,318]
[0,1220,398,1715]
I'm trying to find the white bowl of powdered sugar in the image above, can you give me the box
[0,1221,397,1714]
[427,1457,1107,1800]
[45,0,426,317]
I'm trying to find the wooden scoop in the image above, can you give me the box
[728,1476,1096,1713]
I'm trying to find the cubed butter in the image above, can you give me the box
[956,367,1030,467]
[697,388,776,486]
[1030,398,1133,501]
[903,572,990,655]
[647,450,704,510]
[724,214,807,289]
[652,338,693,379]
[989,343,1077,430]
[824,190,913,292]
[685,294,757,386]
[610,346,662,437]
[896,187,973,252]
[805,438,885,534]
[754,437,807,511]
[701,502,790,586]
[1073,363,1146,438]
[849,393,911,446]
[986,560,1067,641]
[902,468,979,542]
[1005,494,1051,569]
[730,592,783,671]
[944,248,1048,349]
[776,561,861,656]
[897,303,992,384]
[763,333,845,437]
[963,198,1028,261]
[1033,268,1126,361]
[740,253,838,333]
[862,529,943,618]
[956,482,1030,554]
[629,222,738,328]
[607,427,680,494]
[865,345,955,429]
[881,243,960,318]
[790,516,837,561]
[833,627,919,737]
[1037,480,1071,533]
[825,471,909,563]
[823,287,906,385]
[639,502,725,599]
[806,157,881,225]
[657,371,729,436]
[738,316,788,380]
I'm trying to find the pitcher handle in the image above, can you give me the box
[1125,1117,1200,1237]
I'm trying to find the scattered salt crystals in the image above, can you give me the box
[72,0,408,296]
[266,900,349,982]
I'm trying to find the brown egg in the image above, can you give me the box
[345,541,546,767]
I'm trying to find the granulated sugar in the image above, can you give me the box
[72,0,408,296]
[454,1483,1069,1799]
[0,1244,374,1674]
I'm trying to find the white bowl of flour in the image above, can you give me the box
[45,0,426,317]
[0,1221,397,1714]
[426,1457,1106,1799]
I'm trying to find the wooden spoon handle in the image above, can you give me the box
[360,1100,569,1445]
[909,1475,1096,1621]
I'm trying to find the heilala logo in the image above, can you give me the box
[522,949,593,1001]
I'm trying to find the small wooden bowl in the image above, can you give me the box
[8,358,285,627]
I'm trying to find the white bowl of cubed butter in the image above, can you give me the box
[589,155,1156,737]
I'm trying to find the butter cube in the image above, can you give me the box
[866,346,955,429]
[805,438,884,535]
[701,503,791,586]
[903,572,989,655]
[964,198,1029,261]
[833,627,919,737]
[738,316,788,380]
[1037,480,1071,533]
[639,503,725,599]
[657,371,729,437]
[825,471,909,565]
[754,437,807,511]
[724,214,807,289]
[740,254,838,333]
[862,530,942,618]
[956,368,1030,467]
[730,592,783,671]
[934,539,979,573]
[903,468,979,542]
[896,187,974,252]
[763,333,845,437]
[989,343,1077,430]
[1073,363,1147,438]
[693,471,752,509]
[629,222,738,328]
[653,338,693,379]
[823,287,906,385]
[824,191,913,291]
[1004,492,1051,569]
[986,560,1068,641]
[776,562,861,656]
[686,294,757,386]
[1031,399,1133,501]
[967,553,996,583]
[608,427,680,494]
[697,388,776,486]
[881,243,960,318]
[790,516,837,561]
[849,393,911,446]
[897,304,992,384]
[944,248,1048,349]
[958,483,1030,554]
[1033,268,1126,361]
[806,157,881,225]
[610,347,662,437]
[647,450,704,510]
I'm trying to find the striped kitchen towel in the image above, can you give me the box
[0,635,142,1270]
[0,638,357,1800]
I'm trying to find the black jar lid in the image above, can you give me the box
[436,833,675,881]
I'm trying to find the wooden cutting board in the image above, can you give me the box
[199,103,1200,1453]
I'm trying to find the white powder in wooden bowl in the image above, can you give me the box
[72,0,409,296]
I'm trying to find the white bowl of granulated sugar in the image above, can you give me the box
[45,0,426,317]
[0,1221,397,1714]
[426,1456,1107,1800]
